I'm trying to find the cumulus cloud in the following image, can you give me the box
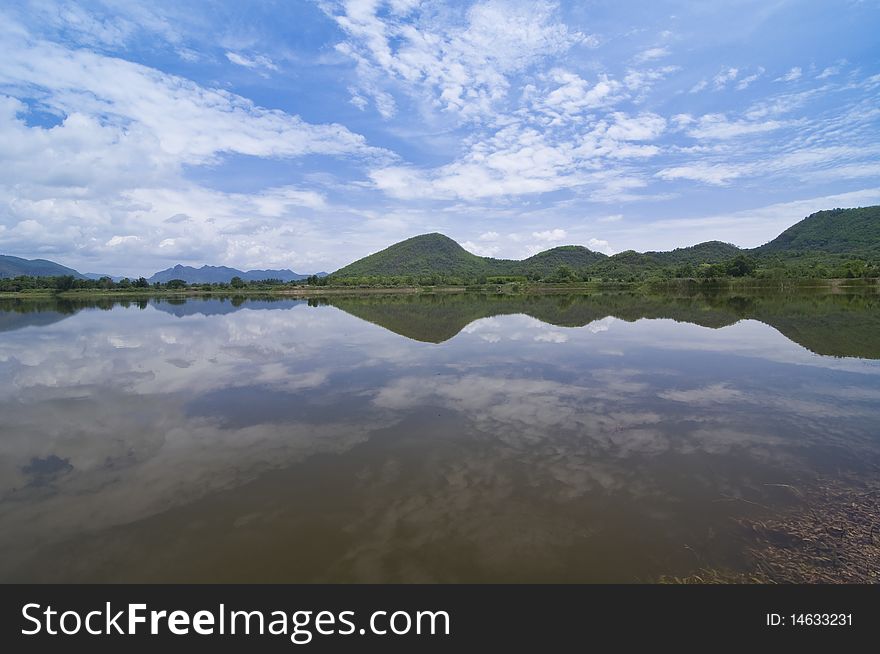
[461,240,500,256]
[532,228,567,241]
[588,238,615,255]
[0,39,373,163]
[0,23,385,272]
[540,70,624,116]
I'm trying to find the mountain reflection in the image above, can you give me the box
[3,288,877,358]
[328,289,880,358]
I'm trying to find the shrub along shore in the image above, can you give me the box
[1,276,878,300]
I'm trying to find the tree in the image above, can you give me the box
[724,254,757,277]
[54,275,76,292]
[548,264,577,283]
[230,276,246,289]
[166,279,187,289]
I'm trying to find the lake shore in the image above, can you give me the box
[1,277,877,301]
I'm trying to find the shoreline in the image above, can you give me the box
[0,277,877,301]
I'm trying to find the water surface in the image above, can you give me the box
[1,290,878,582]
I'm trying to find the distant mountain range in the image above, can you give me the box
[2,206,877,282]
[146,264,327,284]
[330,206,880,279]
[0,257,327,283]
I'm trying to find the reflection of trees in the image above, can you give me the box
[330,290,880,358]
[3,291,878,358]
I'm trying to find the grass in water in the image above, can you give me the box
[663,478,880,584]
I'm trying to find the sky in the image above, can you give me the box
[0,0,878,276]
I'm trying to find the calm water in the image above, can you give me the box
[1,290,879,582]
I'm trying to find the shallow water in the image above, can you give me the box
[1,290,878,582]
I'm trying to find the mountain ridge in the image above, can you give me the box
[147,264,324,284]
[2,205,877,282]
[328,206,879,279]
[0,255,87,279]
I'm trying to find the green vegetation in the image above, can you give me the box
[756,206,880,256]
[0,274,304,296]
[331,233,489,279]
[326,206,880,285]
[0,254,84,279]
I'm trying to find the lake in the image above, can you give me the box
[1,289,879,582]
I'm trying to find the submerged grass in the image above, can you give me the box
[663,477,880,584]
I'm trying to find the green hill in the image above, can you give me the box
[754,206,880,256]
[331,233,490,278]
[330,235,744,282]
[330,207,879,282]
[652,241,742,265]
[0,255,84,279]
[518,245,608,272]
[585,241,743,279]
[331,234,608,280]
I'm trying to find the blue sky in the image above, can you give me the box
[0,0,878,276]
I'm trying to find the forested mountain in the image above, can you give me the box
[755,206,880,256]
[328,206,879,282]
[331,233,492,278]
[0,255,85,279]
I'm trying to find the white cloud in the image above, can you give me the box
[587,238,615,255]
[712,67,738,89]
[327,0,589,122]
[532,228,567,241]
[370,111,665,201]
[623,65,679,98]
[735,67,764,90]
[225,51,279,72]
[634,47,669,63]
[461,240,500,257]
[656,163,744,185]
[0,38,375,165]
[540,70,624,115]
[105,235,140,247]
[775,66,802,82]
[0,24,386,272]
[816,65,840,79]
[686,113,785,139]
